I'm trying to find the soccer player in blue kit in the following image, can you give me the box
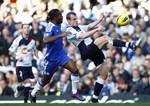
[30,9,85,103]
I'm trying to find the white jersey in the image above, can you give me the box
[9,35,36,67]
[66,25,93,46]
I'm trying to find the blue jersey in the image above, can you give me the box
[44,22,68,61]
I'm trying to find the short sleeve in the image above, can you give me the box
[9,39,19,53]
[61,22,67,32]
[79,25,88,32]
[28,39,36,50]
[44,22,54,38]
[66,27,77,35]
[66,27,77,40]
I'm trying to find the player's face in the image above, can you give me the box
[56,12,63,25]
[68,14,78,26]
[22,24,30,36]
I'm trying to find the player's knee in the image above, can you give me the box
[94,36,109,48]
[64,59,78,73]
[43,75,51,85]
[100,71,108,80]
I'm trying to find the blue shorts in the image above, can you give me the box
[44,54,70,76]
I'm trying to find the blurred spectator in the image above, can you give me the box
[143,36,150,55]
[13,21,22,38]
[1,26,13,55]
[79,72,94,95]
[102,73,119,96]
[116,62,131,92]
[56,73,70,95]
[130,47,145,67]
[5,70,17,91]
[130,66,141,95]
[132,24,147,47]
[139,73,150,94]
[131,72,150,95]
[121,55,132,74]
[143,55,150,75]
[0,72,14,96]
[29,20,44,51]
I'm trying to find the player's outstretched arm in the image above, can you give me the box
[43,31,71,43]
[77,26,104,39]
[88,13,105,30]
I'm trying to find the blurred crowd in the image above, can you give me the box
[0,0,150,98]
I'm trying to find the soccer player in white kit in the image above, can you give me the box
[66,12,141,103]
[9,21,38,103]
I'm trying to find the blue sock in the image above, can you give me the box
[113,39,126,47]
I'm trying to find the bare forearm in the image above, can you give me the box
[77,29,98,39]
[88,14,105,29]
[88,19,101,29]
[43,35,61,43]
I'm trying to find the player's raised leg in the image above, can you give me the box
[94,34,142,50]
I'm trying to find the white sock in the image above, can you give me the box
[97,77,105,85]
[93,95,98,99]
[31,81,42,97]
[125,42,129,48]
[108,37,113,45]
[71,74,79,94]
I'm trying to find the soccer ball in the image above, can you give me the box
[117,14,130,26]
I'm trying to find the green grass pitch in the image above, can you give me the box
[0,103,150,106]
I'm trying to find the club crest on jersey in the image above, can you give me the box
[21,48,28,54]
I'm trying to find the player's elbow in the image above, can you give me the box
[87,25,92,30]
[43,38,49,43]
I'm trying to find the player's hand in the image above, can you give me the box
[99,13,105,26]
[17,56,23,62]
[96,26,105,32]
[61,31,71,37]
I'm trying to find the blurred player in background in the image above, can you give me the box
[66,11,141,103]
[9,21,38,103]
[30,9,85,103]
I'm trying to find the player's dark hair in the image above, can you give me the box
[66,12,76,20]
[47,9,60,22]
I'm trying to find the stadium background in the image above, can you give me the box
[0,0,150,104]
